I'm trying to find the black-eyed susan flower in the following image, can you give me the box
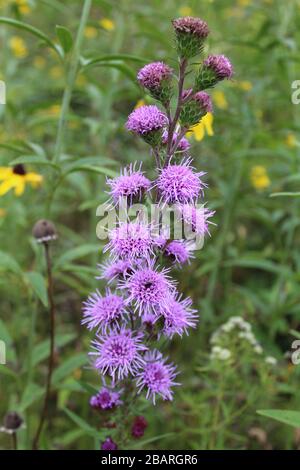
[187,112,214,141]
[0,164,43,197]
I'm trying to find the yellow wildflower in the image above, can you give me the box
[285,132,297,148]
[188,112,214,141]
[238,80,253,91]
[250,166,270,191]
[76,74,87,87]
[50,66,63,79]
[212,90,228,110]
[47,104,61,116]
[237,0,250,6]
[15,0,30,14]
[178,6,193,16]
[134,99,146,109]
[9,36,28,59]
[84,26,98,39]
[33,56,46,69]
[99,18,115,32]
[0,208,6,217]
[0,165,43,197]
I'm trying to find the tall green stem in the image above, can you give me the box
[53,0,92,165]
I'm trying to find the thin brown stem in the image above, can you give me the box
[32,242,56,450]
[12,432,17,450]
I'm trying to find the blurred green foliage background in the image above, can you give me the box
[1,0,300,450]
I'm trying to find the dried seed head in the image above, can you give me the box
[32,219,57,243]
[3,411,23,432]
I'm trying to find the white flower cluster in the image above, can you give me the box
[210,345,231,361]
[210,316,277,366]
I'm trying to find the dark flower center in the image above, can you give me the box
[13,164,26,176]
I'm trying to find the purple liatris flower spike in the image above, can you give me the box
[101,437,118,450]
[136,350,179,404]
[137,62,173,103]
[90,387,122,410]
[97,259,132,283]
[172,17,209,59]
[196,54,233,90]
[107,163,151,205]
[156,158,206,204]
[105,222,155,260]
[180,91,212,127]
[122,262,176,316]
[82,12,228,432]
[164,240,194,265]
[161,294,198,338]
[90,327,147,381]
[82,289,126,332]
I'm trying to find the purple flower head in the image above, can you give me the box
[172,17,209,38]
[180,204,215,236]
[165,240,194,265]
[90,387,122,411]
[136,350,179,404]
[82,289,126,332]
[204,55,233,80]
[107,163,151,205]
[193,91,213,113]
[126,105,168,136]
[162,130,190,152]
[122,262,176,316]
[91,327,147,380]
[131,416,148,438]
[161,295,198,338]
[105,222,155,260]
[137,62,172,90]
[97,259,132,283]
[156,158,206,204]
[101,437,118,450]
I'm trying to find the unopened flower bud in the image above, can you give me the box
[172,17,209,59]
[101,436,118,450]
[180,91,212,127]
[32,219,57,244]
[195,54,233,90]
[131,415,148,438]
[137,62,173,104]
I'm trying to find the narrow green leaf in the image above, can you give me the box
[56,25,73,54]
[9,155,60,169]
[24,271,48,307]
[63,407,100,437]
[53,244,100,270]
[0,251,22,275]
[257,409,300,428]
[0,17,61,57]
[52,353,87,385]
[64,164,117,178]
[29,333,76,369]
[19,383,44,412]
